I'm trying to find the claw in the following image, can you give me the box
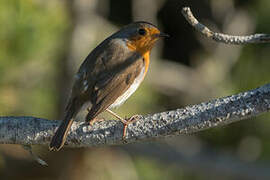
[122,114,140,139]
[105,109,141,139]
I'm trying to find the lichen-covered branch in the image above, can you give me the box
[181,7,270,44]
[0,83,270,148]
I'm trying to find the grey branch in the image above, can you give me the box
[0,83,270,147]
[181,7,270,44]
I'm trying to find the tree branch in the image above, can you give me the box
[181,7,270,44]
[0,83,270,147]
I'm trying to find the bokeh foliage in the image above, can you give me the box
[0,0,270,179]
[0,0,69,118]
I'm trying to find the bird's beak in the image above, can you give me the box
[157,32,169,38]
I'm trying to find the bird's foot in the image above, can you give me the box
[122,114,141,139]
[105,109,141,139]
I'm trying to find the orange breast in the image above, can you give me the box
[142,51,150,78]
[126,40,150,77]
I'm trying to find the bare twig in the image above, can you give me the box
[0,83,270,148]
[181,7,270,44]
[22,145,48,166]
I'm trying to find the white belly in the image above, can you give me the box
[109,67,145,109]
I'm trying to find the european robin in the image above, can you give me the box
[49,21,168,151]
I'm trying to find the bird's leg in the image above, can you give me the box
[123,114,141,137]
[105,109,127,123]
[106,109,140,138]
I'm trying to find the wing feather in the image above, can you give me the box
[86,55,144,121]
[67,38,144,121]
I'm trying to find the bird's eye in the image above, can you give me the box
[138,28,146,36]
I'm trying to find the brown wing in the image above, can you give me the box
[69,39,139,100]
[85,54,144,121]
[66,38,144,121]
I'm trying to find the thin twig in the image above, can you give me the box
[22,145,48,166]
[0,83,270,148]
[181,7,270,44]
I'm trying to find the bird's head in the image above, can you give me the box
[115,21,169,55]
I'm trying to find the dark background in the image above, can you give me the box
[0,0,270,179]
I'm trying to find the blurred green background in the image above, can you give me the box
[1,0,270,179]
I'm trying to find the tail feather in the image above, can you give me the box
[49,116,74,151]
[49,98,81,151]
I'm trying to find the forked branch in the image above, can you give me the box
[0,83,270,147]
[182,7,270,44]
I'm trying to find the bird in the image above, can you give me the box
[49,21,168,151]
